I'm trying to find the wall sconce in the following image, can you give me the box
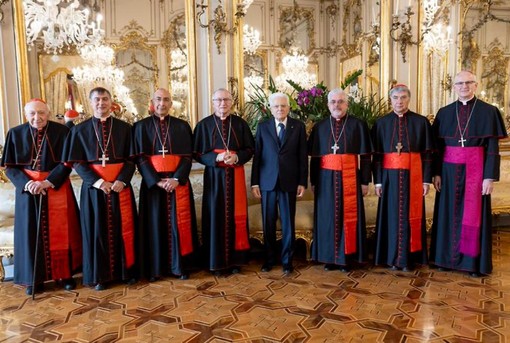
[390,6,419,63]
[196,0,253,54]
[441,74,452,94]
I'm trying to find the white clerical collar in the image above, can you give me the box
[458,96,475,106]
[94,115,111,122]
[274,117,288,128]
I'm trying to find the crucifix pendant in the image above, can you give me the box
[395,142,403,155]
[458,136,466,147]
[331,143,339,154]
[159,147,168,158]
[99,153,109,167]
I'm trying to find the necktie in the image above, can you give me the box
[278,123,285,144]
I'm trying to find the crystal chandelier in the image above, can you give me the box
[275,47,317,92]
[243,25,261,55]
[24,0,103,54]
[72,42,137,116]
[244,71,263,101]
[422,0,452,56]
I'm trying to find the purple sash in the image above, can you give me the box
[443,146,483,257]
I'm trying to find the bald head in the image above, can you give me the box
[152,88,173,117]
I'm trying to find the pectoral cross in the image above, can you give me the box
[99,153,109,167]
[395,142,403,155]
[331,143,339,154]
[458,136,466,147]
[159,147,168,158]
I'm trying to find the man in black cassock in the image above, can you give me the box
[1,99,82,295]
[193,88,254,275]
[430,71,508,276]
[64,87,137,290]
[372,84,434,271]
[134,88,198,281]
[308,88,372,272]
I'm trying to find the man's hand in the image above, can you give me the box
[251,186,261,199]
[223,152,238,165]
[297,185,305,197]
[375,185,382,197]
[28,180,50,195]
[166,178,179,192]
[100,181,113,194]
[482,179,494,195]
[111,180,126,193]
[361,184,369,196]
[423,184,430,196]
[433,175,441,192]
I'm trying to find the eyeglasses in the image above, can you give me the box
[213,98,232,103]
[454,81,476,86]
[329,99,347,105]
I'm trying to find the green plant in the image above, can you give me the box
[242,69,388,131]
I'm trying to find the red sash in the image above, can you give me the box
[214,149,250,251]
[320,154,358,255]
[383,152,423,252]
[149,155,193,255]
[24,170,82,279]
[90,163,135,268]
[443,146,484,257]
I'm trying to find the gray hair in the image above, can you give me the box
[268,92,290,106]
[327,88,347,102]
[212,88,232,100]
[389,84,411,98]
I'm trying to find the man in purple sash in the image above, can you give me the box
[430,70,507,276]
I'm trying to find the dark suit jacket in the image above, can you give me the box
[251,117,308,192]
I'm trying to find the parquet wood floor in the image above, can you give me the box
[1,231,510,342]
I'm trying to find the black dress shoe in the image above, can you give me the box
[261,264,273,272]
[63,278,76,291]
[212,270,222,277]
[149,276,159,282]
[25,284,44,296]
[469,272,481,277]
[402,267,413,272]
[324,264,338,271]
[340,266,350,273]
[283,264,294,274]
[125,278,137,285]
[179,273,189,280]
[94,283,106,291]
[437,267,450,272]
[389,265,399,271]
[231,267,241,274]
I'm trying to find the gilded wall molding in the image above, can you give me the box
[0,0,9,23]
[278,2,315,54]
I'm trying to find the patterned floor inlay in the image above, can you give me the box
[1,231,510,342]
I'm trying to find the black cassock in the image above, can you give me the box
[193,114,254,271]
[430,98,507,275]
[308,115,372,267]
[63,116,137,286]
[1,122,81,285]
[371,111,434,269]
[134,115,199,279]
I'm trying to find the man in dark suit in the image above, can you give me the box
[251,92,308,274]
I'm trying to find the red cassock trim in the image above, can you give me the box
[320,154,358,255]
[214,149,250,251]
[149,155,193,255]
[23,170,82,279]
[90,163,135,268]
[383,152,423,252]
